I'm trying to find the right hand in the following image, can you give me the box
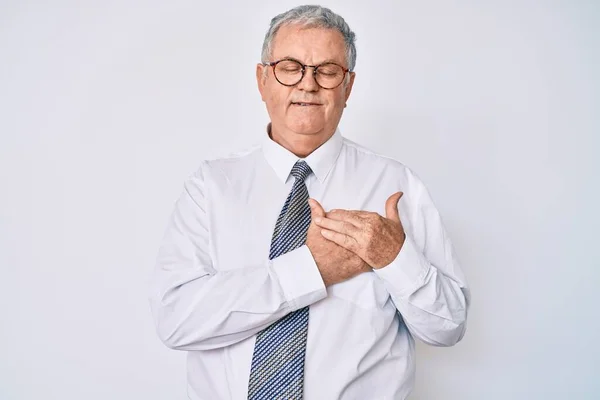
[306,198,371,286]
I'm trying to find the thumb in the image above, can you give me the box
[308,198,326,219]
[385,192,403,223]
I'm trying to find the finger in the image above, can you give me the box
[329,208,371,216]
[314,216,359,237]
[320,229,357,252]
[330,209,373,218]
[308,198,326,219]
[326,210,365,228]
[385,192,403,223]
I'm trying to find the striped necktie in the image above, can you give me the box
[247,160,313,400]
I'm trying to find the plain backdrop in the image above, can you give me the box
[1,1,599,399]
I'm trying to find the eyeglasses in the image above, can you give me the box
[263,58,349,89]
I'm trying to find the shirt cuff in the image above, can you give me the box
[271,245,327,310]
[373,234,431,298]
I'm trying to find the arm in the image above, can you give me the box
[315,171,470,347]
[374,176,470,347]
[149,163,327,351]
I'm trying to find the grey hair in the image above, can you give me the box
[261,5,357,72]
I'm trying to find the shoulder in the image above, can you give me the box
[190,143,262,180]
[205,143,262,169]
[341,136,423,185]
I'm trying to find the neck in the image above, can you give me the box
[269,125,335,158]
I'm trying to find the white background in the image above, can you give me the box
[1,1,598,399]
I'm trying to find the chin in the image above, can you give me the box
[292,127,323,136]
[287,120,326,136]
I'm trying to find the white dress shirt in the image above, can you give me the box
[149,127,470,400]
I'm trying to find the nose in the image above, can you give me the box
[296,66,319,92]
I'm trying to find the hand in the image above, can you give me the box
[306,198,371,286]
[314,192,406,269]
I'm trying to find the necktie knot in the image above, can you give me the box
[290,160,312,182]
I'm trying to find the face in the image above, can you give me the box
[257,24,355,155]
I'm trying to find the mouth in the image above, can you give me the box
[291,101,322,107]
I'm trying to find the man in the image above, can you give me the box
[150,5,470,399]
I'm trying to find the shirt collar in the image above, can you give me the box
[262,123,343,184]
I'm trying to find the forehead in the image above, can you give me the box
[271,24,347,65]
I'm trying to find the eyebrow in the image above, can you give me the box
[278,56,344,66]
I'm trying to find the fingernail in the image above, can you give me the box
[315,217,322,224]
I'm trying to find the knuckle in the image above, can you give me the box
[343,221,353,233]
[344,235,354,249]
[365,222,377,237]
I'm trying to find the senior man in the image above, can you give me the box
[150,5,470,400]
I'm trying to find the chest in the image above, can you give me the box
[205,165,403,267]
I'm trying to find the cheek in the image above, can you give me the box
[325,92,346,113]
[266,87,290,109]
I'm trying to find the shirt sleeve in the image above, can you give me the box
[148,163,327,351]
[374,170,471,347]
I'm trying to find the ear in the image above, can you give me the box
[256,63,267,102]
[343,71,356,103]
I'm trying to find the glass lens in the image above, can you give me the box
[315,63,345,89]
[274,60,303,85]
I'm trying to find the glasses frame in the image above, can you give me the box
[263,58,350,90]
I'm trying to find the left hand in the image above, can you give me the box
[313,192,406,269]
